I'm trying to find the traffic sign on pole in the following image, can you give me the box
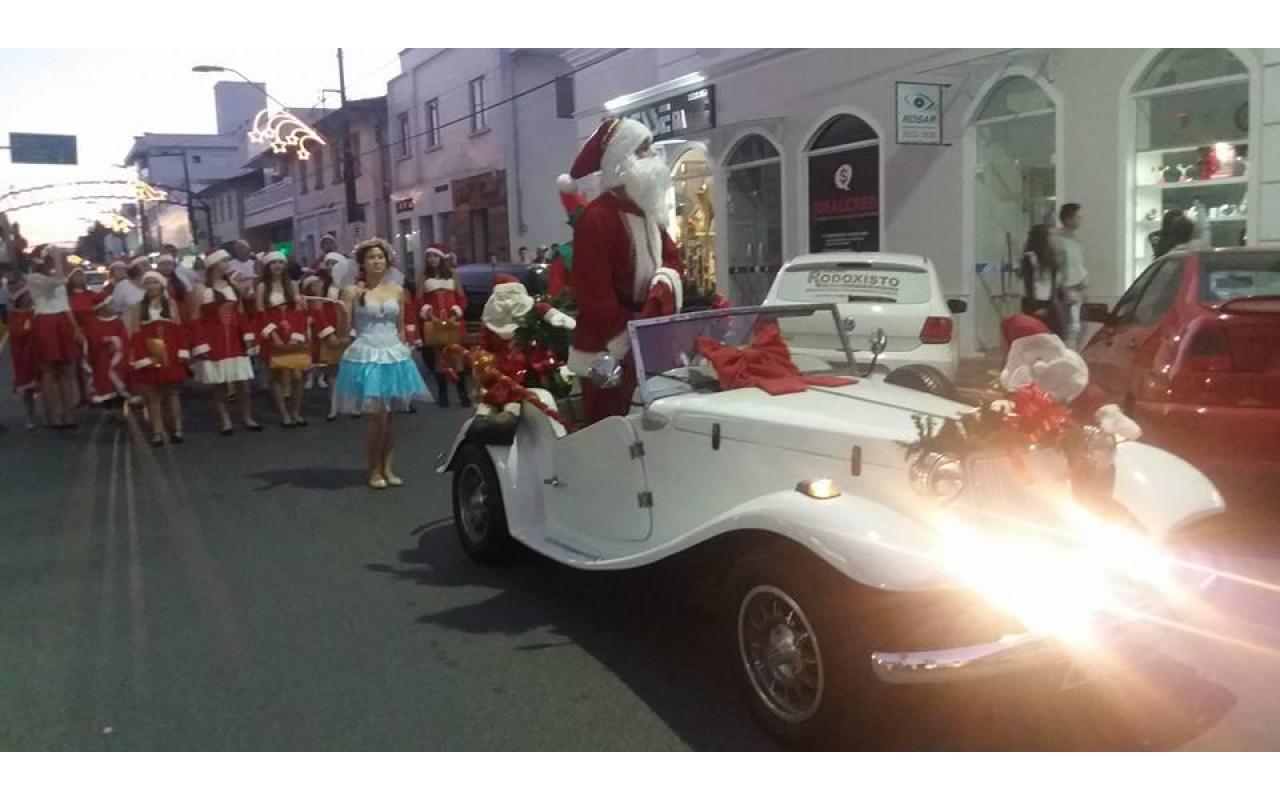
[7,133,79,165]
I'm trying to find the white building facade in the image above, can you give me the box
[386,48,577,276]
[567,48,1278,356]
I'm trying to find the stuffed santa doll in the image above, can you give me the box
[1000,314,1142,440]
[459,274,576,442]
[563,117,685,424]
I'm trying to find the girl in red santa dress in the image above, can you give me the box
[82,293,132,414]
[67,264,113,407]
[25,246,84,429]
[256,251,311,427]
[189,249,262,435]
[415,246,470,407]
[130,271,189,446]
[301,272,349,421]
[5,277,41,429]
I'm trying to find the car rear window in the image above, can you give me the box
[1200,252,1280,303]
[775,262,931,304]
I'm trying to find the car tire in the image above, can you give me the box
[451,444,516,564]
[884,364,959,401]
[726,547,881,746]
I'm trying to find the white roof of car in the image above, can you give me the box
[781,251,932,269]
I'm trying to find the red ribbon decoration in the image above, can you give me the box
[694,321,856,395]
[1008,383,1069,444]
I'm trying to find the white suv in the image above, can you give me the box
[762,251,963,381]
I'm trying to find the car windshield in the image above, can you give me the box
[775,261,932,304]
[1200,251,1280,303]
[629,304,857,403]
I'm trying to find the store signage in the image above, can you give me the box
[395,197,415,213]
[8,132,78,165]
[895,82,944,145]
[623,86,716,142]
[808,146,880,253]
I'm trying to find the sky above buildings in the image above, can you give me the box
[0,48,401,245]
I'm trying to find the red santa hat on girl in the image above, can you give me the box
[423,242,449,260]
[1000,314,1141,440]
[568,117,653,189]
[204,248,231,268]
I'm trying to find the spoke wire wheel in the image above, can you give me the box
[457,463,490,545]
[738,584,825,724]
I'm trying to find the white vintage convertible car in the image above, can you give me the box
[438,304,1225,744]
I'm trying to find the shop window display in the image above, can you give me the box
[668,147,717,298]
[725,135,783,305]
[1132,49,1250,276]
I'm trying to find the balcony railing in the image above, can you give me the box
[244,178,295,220]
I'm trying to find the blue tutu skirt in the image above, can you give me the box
[334,348,431,413]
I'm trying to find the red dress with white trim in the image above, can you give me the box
[130,299,189,386]
[69,287,111,331]
[7,307,38,393]
[83,314,131,404]
[26,273,79,365]
[257,289,310,362]
[191,284,255,385]
[308,287,347,365]
[418,276,467,349]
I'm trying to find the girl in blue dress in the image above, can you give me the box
[334,238,431,488]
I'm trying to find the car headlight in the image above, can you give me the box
[796,478,841,500]
[909,452,965,503]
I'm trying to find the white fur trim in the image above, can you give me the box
[419,304,432,320]
[131,357,154,369]
[261,251,286,265]
[205,249,231,268]
[317,325,336,339]
[191,343,212,357]
[557,174,577,194]
[623,211,661,304]
[289,332,306,344]
[650,266,683,312]
[423,278,456,293]
[261,322,278,339]
[450,305,463,319]
[502,402,522,416]
[242,332,256,343]
[1096,404,1142,441]
[178,348,190,361]
[543,308,576,330]
[475,403,495,416]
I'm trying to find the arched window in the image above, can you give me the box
[725,134,783,304]
[968,74,1059,352]
[1131,49,1250,276]
[806,113,880,252]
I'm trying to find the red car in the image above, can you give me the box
[1082,247,1280,489]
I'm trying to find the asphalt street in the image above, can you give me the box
[2,354,1279,750]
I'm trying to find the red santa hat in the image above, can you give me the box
[128,255,151,270]
[424,242,449,259]
[156,252,176,265]
[141,269,167,288]
[556,174,589,226]
[569,117,653,189]
[261,251,287,266]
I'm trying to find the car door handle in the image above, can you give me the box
[543,475,565,488]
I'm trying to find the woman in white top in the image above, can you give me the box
[24,246,83,428]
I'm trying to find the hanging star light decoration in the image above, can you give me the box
[134,181,167,203]
[249,108,326,161]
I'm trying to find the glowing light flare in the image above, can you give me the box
[249,108,326,161]
[134,181,167,203]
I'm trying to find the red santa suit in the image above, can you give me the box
[257,284,310,364]
[191,283,256,385]
[82,301,131,404]
[130,295,189,387]
[418,258,467,351]
[7,296,38,394]
[305,285,348,366]
[563,118,685,423]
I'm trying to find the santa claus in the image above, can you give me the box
[563,117,684,423]
[1000,314,1142,440]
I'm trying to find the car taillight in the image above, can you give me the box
[1186,325,1233,372]
[920,316,953,344]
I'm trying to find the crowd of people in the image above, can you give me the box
[2,236,471,486]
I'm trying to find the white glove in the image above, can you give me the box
[1096,403,1142,441]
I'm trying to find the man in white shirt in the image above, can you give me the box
[226,239,258,294]
[1051,203,1088,351]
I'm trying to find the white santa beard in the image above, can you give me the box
[620,154,673,223]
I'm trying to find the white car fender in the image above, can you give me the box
[1112,441,1225,538]
[676,489,953,591]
